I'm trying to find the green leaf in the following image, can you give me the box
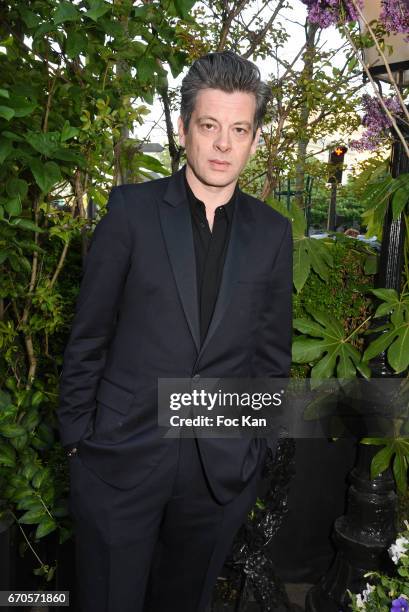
[5,197,22,217]
[16,497,42,511]
[0,140,13,164]
[371,288,399,302]
[29,159,62,193]
[85,0,111,21]
[1,130,24,142]
[374,302,393,318]
[355,360,371,379]
[0,89,9,98]
[0,443,16,467]
[11,433,28,450]
[363,328,395,361]
[7,95,36,118]
[36,517,57,539]
[66,31,88,59]
[53,2,80,24]
[136,57,158,83]
[25,131,60,156]
[168,51,188,79]
[6,178,28,199]
[292,338,325,362]
[392,186,409,220]
[292,307,365,380]
[393,451,407,494]
[22,462,39,481]
[361,437,390,445]
[172,0,196,19]
[19,7,40,29]
[293,318,326,337]
[31,391,45,408]
[293,240,310,292]
[19,508,45,524]
[371,443,393,478]
[387,321,409,373]
[61,121,79,142]
[0,106,15,121]
[9,218,44,232]
[309,240,329,281]
[21,409,41,430]
[0,424,27,438]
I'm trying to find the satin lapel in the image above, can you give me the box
[196,190,254,362]
[158,169,200,353]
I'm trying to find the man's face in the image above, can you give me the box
[177,88,261,189]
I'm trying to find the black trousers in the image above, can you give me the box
[68,435,263,612]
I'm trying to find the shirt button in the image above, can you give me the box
[192,374,201,381]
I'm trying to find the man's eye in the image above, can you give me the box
[235,127,247,134]
[202,123,215,130]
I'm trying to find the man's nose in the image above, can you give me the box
[214,130,232,151]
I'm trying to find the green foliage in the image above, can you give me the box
[268,198,334,292]
[293,306,370,383]
[364,290,409,374]
[361,438,409,495]
[359,167,409,241]
[0,0,195,583]
[293,239,376,336]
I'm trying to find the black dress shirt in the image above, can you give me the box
[184,168,237,346]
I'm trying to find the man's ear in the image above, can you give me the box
[250,127,261,155]
[177,116,186,148]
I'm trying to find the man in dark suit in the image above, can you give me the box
[58,50,293,612]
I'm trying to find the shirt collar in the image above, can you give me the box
[183,165,237,222]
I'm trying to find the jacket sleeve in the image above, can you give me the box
[57,186,132,447]
[252,217,293,378]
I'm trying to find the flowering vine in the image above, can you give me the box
[350,94,403,151]
[380,0,409,36]
[301,0,364,27]
[302,0,409,33]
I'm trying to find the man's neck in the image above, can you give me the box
[185,164,236,213]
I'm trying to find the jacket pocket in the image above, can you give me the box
[95,378,134,416]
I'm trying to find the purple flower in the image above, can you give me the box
[301,0,364,28]
[391,596,409,612]
[350,94,403,151]
[380,0,409,35]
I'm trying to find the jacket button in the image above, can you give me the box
[192,374,201,381]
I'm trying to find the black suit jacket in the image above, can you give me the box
[57,166,293,504]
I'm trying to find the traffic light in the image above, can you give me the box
[328,145,348,184]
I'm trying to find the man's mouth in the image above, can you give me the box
[209,159,230,168]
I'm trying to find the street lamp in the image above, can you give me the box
[306,3,409,611]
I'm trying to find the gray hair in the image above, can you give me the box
[180,50,271,135]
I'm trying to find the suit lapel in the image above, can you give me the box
[197,189,254,361]
[158,168,201,353]
[158,167,255,360]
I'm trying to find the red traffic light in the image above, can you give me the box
[328,145,348,183]
[332,146,348,157]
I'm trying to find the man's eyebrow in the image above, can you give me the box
[197,115,252,127]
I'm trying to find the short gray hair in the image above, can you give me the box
[180,50,270,135]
